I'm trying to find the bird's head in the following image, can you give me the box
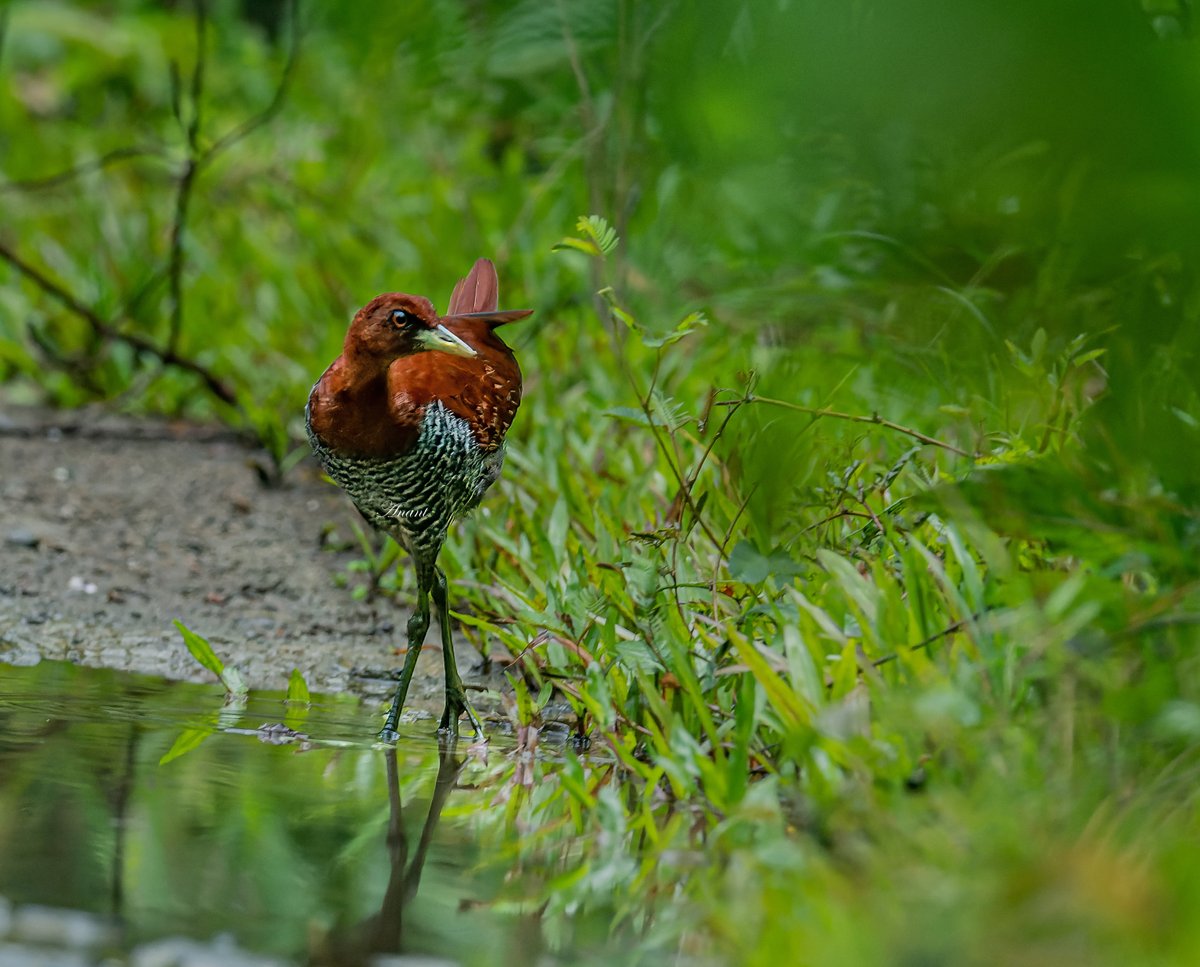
[345,293,478,361]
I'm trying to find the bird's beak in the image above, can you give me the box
[417,324,477,358]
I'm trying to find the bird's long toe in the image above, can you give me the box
[439,689,485,738]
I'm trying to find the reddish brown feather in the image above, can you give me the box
[308,259,529,458]
[388,259,523,450]
[447,258,500,315]
[387,319,521,451]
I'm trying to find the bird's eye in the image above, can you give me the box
[389,309,409,327]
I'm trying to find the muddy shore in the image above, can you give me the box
[0,405,481,716]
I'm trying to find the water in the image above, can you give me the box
[0,660,566,966]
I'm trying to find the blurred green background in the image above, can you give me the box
[3,0,1198,509]
[3,1,1200,964]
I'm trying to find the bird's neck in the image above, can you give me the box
[308,355,421,458]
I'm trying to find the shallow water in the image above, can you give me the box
[0,660,569,966]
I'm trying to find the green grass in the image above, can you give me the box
[4,1,1200,963]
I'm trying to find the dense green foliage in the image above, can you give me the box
[3,1,1200,963]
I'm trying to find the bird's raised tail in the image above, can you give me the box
[448,258,500,315]
[444,258,532,330]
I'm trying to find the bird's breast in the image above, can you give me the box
[311,402,503,552]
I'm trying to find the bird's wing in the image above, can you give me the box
[388,322,521,452]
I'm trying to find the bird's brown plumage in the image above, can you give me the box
[306,259,529,459]
[387,320,521,453]
[304,257,532,738]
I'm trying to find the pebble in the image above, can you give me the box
[0,898,295,967]
[3,527,39,549]
[131,935,289,967]
[0,942,89,967]
[10,904,118,949]
[0,643,41,666]
[67,577,99,595]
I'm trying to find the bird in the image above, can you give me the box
[305,258,532,740]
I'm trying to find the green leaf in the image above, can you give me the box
[174,620,224,679]
[598,286,638,330]
[577,214,619,255]
[286,668,311,704]
[552,236,603,256]
[601,406,652,427]
[640,310,709,348]
[173,620,247,697]
[780,624,823,709]
[1030,326,1046,364]
[614,638,664,674]
[219,665,247,697]
[830,641,859,700]
[547,496,570,551]
[731,631,811,732]
[451,609,528,653]
[553,215,620,259]
[1172,407,1199,430]
[159,721,216,765]
[816,550,880,628]
[729,541,771,583]
[1071,347,1106,368]
[728,541,804,583]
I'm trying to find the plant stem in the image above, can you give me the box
[718,395,974,458]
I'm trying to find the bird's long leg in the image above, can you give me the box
[431,566,484,737]
[379,570,432,742]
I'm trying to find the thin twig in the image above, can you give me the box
[665,391,747,621]
[165,0,208,354]
[0,147,166,194]
[205,0,300,162]
[0,5,9,74]
[717,394,974,458]
[0,238,238,406]
[165,0,297,357]
[162,0,298,355]
[848,489,885,539]
[872,614,980,667]
[166,159,198,354]
[682,394,744,507]
[640,382,726,552]
[187,1,207,152]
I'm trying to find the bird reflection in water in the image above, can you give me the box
[313,739,467,966]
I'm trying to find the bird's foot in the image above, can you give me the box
[438,690,485,739]
[378,698,404,743]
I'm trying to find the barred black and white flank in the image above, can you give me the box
[306,400,504,566]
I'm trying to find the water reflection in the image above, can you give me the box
[0,660,517,965]
[316,744,465,965]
